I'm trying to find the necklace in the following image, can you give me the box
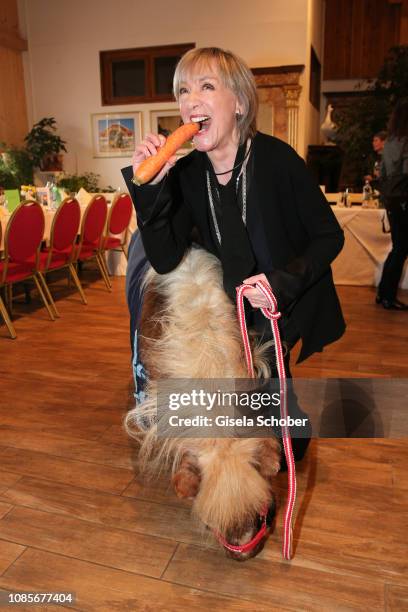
[206,142,250,245]
[212,142,252,175]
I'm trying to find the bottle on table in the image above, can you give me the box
[53,185,61,208]
[341,188,351,207]
[362,180,373,207]
[46,181,53,207]
[47,180,61,210]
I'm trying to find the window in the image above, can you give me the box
[100,43,195,105]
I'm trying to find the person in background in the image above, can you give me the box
[377,101,408,310]
[122,47,346,466]
[364,131,387,188]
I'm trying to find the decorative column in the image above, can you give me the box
[283,85,302,151]
[251,66,304,146]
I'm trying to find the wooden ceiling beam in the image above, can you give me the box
[400,0,408,43]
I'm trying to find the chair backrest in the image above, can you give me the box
[41,197,81,271]
[0,217,3,284]
[51,197,81,252]
[80,195,108,247]
[107,193,133,235]
[5,200,44,264]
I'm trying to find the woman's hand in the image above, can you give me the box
[132,133,178,185]
[241,273,273,308]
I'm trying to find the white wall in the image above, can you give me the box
[20,0,315,187]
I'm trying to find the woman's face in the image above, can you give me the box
[178,62,241,154]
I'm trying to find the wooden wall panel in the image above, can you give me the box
[0,0,19,30]
[0,47,28,146]
[324,0,401,79]
[399,0,408,43]
[0,0,28,147]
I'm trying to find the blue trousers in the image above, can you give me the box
[126,230,150,403]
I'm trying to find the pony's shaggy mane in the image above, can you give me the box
[125,247,280,535]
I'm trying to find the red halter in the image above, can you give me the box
[215,503,269,554]
[214,280,296,559]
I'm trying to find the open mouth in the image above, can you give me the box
[191,116,210,133]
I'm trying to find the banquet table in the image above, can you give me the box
[0,191,136,276]
[4,198,406,286]
[331,205,408,289]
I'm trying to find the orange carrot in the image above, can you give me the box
[132,122,200,185]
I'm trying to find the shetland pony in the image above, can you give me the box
[125,246,281,560]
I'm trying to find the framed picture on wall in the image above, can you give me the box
[149,109,194,154]
[91,112,142,157]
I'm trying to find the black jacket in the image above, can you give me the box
[122,132,345,362]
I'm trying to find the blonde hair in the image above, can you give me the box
[173,47,258,144]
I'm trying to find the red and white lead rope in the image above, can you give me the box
[236,280,296,560]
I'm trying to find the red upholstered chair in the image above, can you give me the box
[0,220,16,338]
[36,197,87,317]
[102,193,133,260]
[76,195,111,291]
[0,200,55,339]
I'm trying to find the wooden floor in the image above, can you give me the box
[0,267,407,611]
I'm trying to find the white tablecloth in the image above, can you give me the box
[332,205,408,288]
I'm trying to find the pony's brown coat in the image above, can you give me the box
[125,247,281,539]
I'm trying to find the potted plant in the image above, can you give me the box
[24,117,67,171]
[57,172,101,194]
[0,142,35,187]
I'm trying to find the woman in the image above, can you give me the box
[122,47,345,462]
[377,100,408,310]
